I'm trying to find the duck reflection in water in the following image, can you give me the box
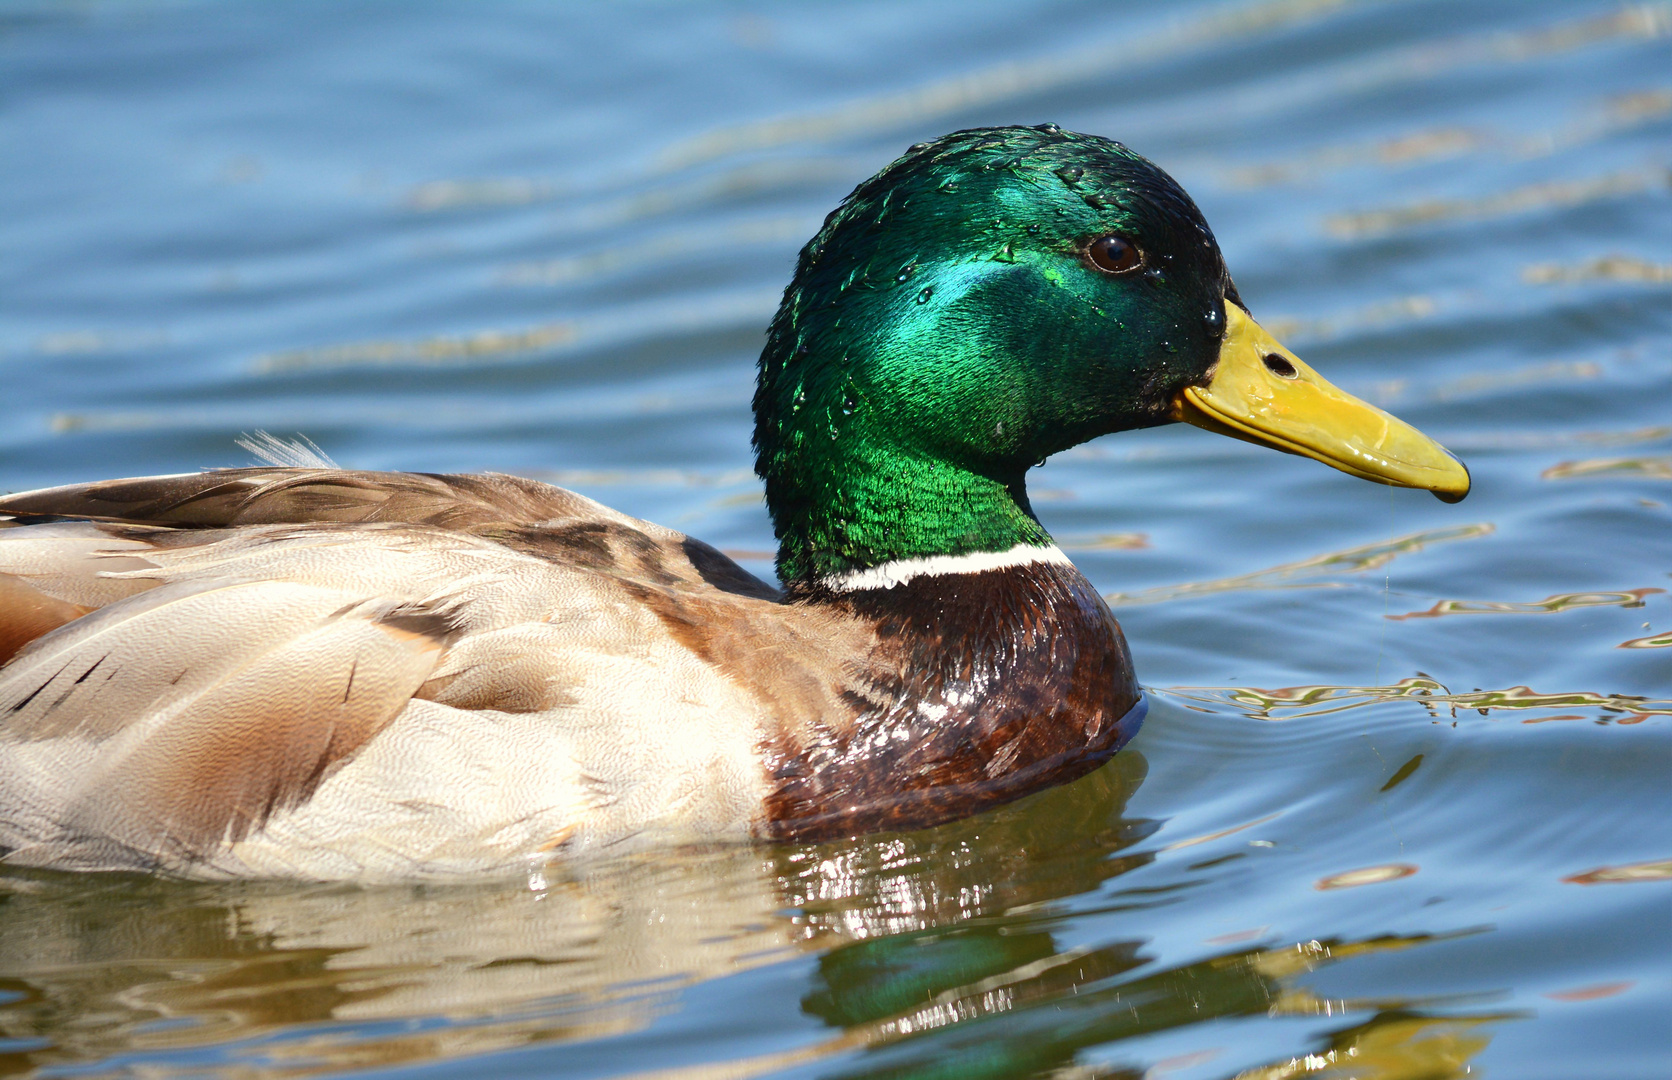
[0,755,1516,1079]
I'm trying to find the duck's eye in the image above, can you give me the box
[1086,235,1142,275]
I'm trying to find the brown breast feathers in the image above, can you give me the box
[762,562,1143,841]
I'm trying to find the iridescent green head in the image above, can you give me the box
[754,125,1468,587]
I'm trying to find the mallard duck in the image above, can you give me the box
[0,126,1468,880]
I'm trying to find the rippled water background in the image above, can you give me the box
[3,1,1672,1076]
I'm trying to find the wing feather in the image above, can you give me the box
[0,578,453,867]
[0,574,91,667]
[0,520,162,607]
[81,611,448,856]
[2,577,372,739]
[0,469,631,531]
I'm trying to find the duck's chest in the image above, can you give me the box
[760,561,1143,840]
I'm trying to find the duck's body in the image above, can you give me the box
[0,127,1465,879]
[0,468,1138,878]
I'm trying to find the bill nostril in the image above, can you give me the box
[1263,353,1298,379]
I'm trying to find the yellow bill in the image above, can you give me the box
[1173,304,1470,503]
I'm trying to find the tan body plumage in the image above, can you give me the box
[0,467,1139,880]
[0,469,869,879]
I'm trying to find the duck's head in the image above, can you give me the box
[755,125,1469,586]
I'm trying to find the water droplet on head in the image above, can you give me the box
[908,141,930,153]
[1036,122,1061,135]
[1204,305,1225,335]
[917,287,933,304]
[1162,340,1178,354]
[1026,224,1040,234]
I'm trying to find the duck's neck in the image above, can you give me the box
[761,435,1053,589]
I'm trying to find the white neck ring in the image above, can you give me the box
[818,543,1074,592]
